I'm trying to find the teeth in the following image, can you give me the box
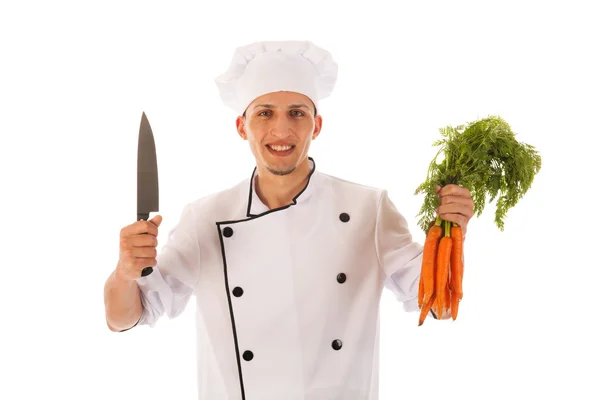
[269,145,293,151]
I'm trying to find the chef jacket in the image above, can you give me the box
[134,157,424,400]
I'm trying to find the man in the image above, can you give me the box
[104,40,475,399]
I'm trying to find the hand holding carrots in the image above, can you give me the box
[435,184,474,235]
[414,115,543,325]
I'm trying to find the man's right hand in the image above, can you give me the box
[116,215,163,281]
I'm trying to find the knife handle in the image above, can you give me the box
[138,213,154,277]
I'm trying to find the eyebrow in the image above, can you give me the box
[253,103,311,110]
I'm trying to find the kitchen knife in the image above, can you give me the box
[137,111,159,277]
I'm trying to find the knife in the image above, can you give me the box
[137,111,160,277]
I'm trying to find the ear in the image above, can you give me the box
[236,116,247,140]
[312,115,323,140]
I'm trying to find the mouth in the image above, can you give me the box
[266,144,296,157]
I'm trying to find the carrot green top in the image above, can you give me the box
[414,115,542,235]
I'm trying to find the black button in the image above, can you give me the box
[337,273,346,284]
[223,227,233,237]
[339,213,350,222]
[233,287,244,297]
[332,339,343,350]
[243,350,254,361]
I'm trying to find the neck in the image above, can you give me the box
[254,157,312,210]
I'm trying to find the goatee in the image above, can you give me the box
[267,166,296,176]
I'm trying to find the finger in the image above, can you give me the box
[120,233,157,249]
[132,220,158,236]
[438,184,471,198]
[437,212,469,228]
[131,235,159,248]
[438,203,474,219]
[124,220,160,237]
[130,247,157,259]
[439,194,474,208]
[439,202,474,218]
[140,220,160,236]
[150,214,163,227]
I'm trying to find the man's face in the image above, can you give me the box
[236,91,322,176]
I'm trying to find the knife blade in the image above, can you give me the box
[137,111,159,277]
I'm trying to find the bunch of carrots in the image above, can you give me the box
[417,216,463,325]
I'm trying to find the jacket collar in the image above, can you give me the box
[246,157,317,217]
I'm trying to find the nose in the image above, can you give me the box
[269,114,293,137]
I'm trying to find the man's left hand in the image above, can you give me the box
[436,184,475,236]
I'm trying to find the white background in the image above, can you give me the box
[1,0,598,399]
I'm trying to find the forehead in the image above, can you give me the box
[248,91,313,108]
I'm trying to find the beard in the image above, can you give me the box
[267,165,296,176]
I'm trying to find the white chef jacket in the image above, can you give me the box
[134,157,424,400]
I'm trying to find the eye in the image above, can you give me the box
[290,110,305,117]
[257,110,272,117]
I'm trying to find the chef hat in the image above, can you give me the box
[214,40,338,115]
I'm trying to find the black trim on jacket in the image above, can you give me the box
[216,157,317,400]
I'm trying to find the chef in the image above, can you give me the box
[104,40,475,399]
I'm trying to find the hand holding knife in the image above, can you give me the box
[137,111,160,277]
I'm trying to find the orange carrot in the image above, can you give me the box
[418,218,436,308]
[451,288,460,320]
[418,293,436,326]
[436,221,452,320]
[444,279,451,318]
[450,224,464,300]
[420,218,443,306]
[449,224,464,320]
[418,273,424,309]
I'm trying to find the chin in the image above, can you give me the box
[262,156,300,176]
[264,158,297,175]
[267,165,297,176]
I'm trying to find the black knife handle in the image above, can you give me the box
[138,213,154,277]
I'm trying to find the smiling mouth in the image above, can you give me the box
[266,144,296,156]
[267,144,295,151]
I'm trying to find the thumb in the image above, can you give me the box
[150,214,163,227]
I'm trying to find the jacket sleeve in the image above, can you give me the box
[134,202,201,327]
[374,189,424,313]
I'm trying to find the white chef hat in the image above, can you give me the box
[214,40,338,116]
